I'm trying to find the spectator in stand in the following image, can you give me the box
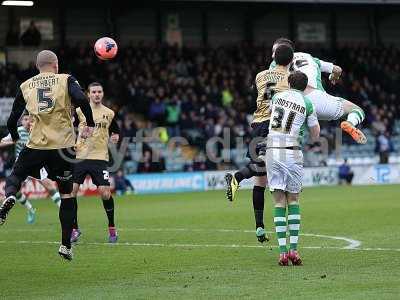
[371,114,386,135]
[114,170,134,196]
[149,98,165,125]
[375,131,394,164]
[120,118,137,138]
[193,152,208,171]
[0,156,4,179]
[165,96,181,137]
[137,148,166,173]
[221,81,234,107]
[20,21,41,46]
[5,26,20,46]
[338,159,354,185]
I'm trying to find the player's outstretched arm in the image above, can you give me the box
[67,76,95,131]
[314,57,334,74]
[315,56,342,84]
[329,65,343,85]
[7,88,26,142]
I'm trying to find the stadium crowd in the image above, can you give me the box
[0,42,399,174]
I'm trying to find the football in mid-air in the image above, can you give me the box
[94,37,118,60]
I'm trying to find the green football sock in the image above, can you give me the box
[347,108,365,127]
[49,189,61,207]
[16,192,33,210]
[288,203,300,251]
[274,206,287,254]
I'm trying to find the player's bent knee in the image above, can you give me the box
[254,176,267,187]
[248,160,266,177]
[55,170,73,195]
[5,175,23,197]
[287,193,300,204]
[40,178,54,190]
[99,186,111,200]
[343,100,362,113]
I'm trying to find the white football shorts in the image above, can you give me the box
[306,89,345,121]
[266,149,303,194]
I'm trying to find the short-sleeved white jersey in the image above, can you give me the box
[268,89,319,147]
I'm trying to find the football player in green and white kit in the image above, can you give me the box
[265,71,320,266]
[270,38,366,144]
[0,114,61,224]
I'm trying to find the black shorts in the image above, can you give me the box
[246,121,270,161]
[29,166,49,180]
[12,147,75,184]
[73,159,110,186]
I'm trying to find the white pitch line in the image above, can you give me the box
[0,227,362,249]
[0,240,398,252]
[116,228,363,250]
[300,233,361,250]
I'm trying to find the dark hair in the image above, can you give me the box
[288,71,308,91]
[88,82,103,90]
[273,37,295,49]
[274,44,294,66]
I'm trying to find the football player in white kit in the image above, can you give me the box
[270,38,366,144]
[265,71,320,266]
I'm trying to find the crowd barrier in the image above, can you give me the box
[1,164,399,197]
[126,163,400,194]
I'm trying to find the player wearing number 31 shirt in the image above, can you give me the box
[71,82,120,244]
[265,71,320,266]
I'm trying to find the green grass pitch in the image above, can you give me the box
[0,185,400,299]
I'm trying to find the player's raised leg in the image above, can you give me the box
[226,151,265,202]
[305,90,367,144]
[0,148,41,225]
[39,176,61,208]
[328,65,367,143]
[340,100,367,144]
[15,191,36,224]
[287,193,302,266]
[0,177,23,225]
[98,185,118,243]
[225,172,240,202]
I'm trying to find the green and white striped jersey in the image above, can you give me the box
[15,126,29,158]
[1,126,30,159]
